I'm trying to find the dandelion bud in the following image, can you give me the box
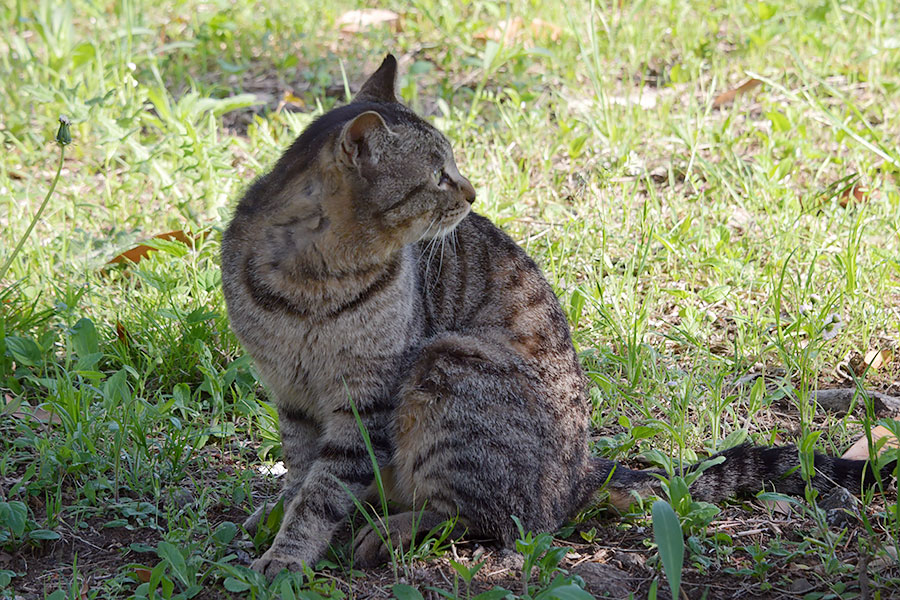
[56,115,71,146]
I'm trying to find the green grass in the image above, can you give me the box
[2,0,899,597]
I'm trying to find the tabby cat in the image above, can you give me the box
[221,55,882,577]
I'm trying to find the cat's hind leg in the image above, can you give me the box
[352,510,464,567]
[387,332,582,552]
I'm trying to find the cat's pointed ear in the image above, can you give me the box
[353,54,398,103]
[337,110,389,168]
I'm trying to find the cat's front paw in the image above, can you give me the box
[251,549,305,579]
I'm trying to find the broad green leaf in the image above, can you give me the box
[71,317,99,357]
[472,590,513,600]
[212,521,237,545]
[0,501,27,536]
[103,369,131,405]
[393,583,425,600]
[5,336,43,366]
[652,500,684,600]
[767,111,791,133]
[223,578,250,592]
[757,2,777,20]
[280,578,298,600]
[28,529,61,540]
[698,284,730,304]
[156,541,187,580]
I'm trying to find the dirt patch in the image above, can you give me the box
[10,515,162,598]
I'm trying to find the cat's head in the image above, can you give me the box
[248,55,475,256]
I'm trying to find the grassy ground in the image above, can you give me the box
[2,0,899,598]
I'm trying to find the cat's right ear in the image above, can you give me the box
[337,111,390,169]
[353,54,398,103]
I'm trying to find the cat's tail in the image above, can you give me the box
[579,444,892,511]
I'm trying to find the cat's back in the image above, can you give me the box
[417,213,587,418]
[419,214,581,369]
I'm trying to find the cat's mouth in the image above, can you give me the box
[434,205,470,237]
[414,202,470,242]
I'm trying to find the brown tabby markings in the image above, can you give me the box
[222,55,886,578]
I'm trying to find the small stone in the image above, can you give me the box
[497,548,524,570]
[572,562,635,599]
[257,461,288,477]
[819,486,859,529]
[788,577,815,593]
[612,550,646,571]
[171,487,195,508]
[649,166,668,183]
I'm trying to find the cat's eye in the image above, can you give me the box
[433,168,450,187]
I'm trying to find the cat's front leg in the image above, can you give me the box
[251,398,393,578]
[244,407,320,534]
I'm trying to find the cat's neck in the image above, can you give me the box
[238,170,409,311]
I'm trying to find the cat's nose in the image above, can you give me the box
[460,177,476,204]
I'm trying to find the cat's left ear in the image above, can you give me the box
[353,54,398,103]
[337,111,390,168]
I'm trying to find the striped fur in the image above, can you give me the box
[221,55,883,577]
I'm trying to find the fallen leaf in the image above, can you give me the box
[107,230,208,266]
[863,348,892,372]
[869,545,898,572]
[134,567,152,583]
[842,425,900,461]
[79,577,91,600]
[758,497,793,516]
[474,17,560,46]
[336,9,399,33]
[813,387,900,415]
[712,78,762,108]
[276,90,305,113]
[115,321,130,344]
[474,17,524,45]
[11,405,63,425]
[2,393,21,416]
[788,578,815,594]
[838,182,872,207]
[530,18,562,41]
[848,348,892,376]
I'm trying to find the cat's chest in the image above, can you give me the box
[246,273,421,417]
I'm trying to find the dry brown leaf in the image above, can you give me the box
[848,348,892,376]
[276,90,305,113]
[842,425,900,461]
[134,567,152,583]
[758,497,793,516]
[474,16,524,45]
[107,230,208,266]
[474,17,560,46]
[79,577,91,600]
[712,78,762,108]
[863,348,892,372]
[12,405,63,425]
[813,387,900,415]
[115,321,130,344]
[336,9,399,33]
[869,545,898,572]
[838,183,872,207]
[530,18,562,41]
